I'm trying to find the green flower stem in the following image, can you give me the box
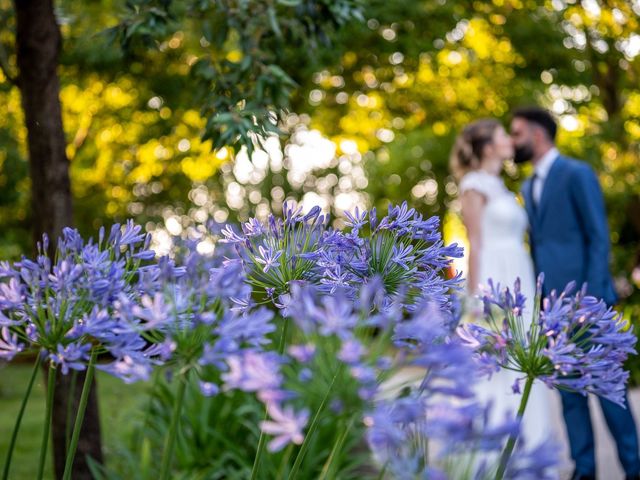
[251,318,290,480]
[37,363,57,480]
[65,369,78,451]
[277,318,290,354]
[251,417,269,480]
[276,443,294,479]
[159,371,188,480]
[287,363,343,480]
[2,355,41,480]
[369,328,391,360]
[62,348,98,480]
[375,463,388,480]
[317,416,354,480]
[495,375,534,480]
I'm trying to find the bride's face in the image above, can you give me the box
[479,126,514,174]
[490,126,515,161]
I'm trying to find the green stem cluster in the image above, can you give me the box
[250,319,290,480]
[317,416,354,480]
[62,348,98,480]
[494,376,534,480]
[287,363,343,480]
[37,363,57,480]
[159,372,189,480]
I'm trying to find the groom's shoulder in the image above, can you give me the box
[557,155,594,177]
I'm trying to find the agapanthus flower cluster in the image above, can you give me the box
[266,276,464,452]
[282,279,400,404]
[217,202,467,457]
[366,296,559,479]
[318,202,463,309]
[113,245,313,451]
[275,272,557,477]
[5,206,613,478]
[459,274,636,407]
[0,222,157,378]
[219,203,329,301]
[221,202,463,312]
[115,248,271,388]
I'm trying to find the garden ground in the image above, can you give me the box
[0,363,148,479]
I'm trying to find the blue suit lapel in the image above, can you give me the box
[523,177,536,228]
[537,155,564,222]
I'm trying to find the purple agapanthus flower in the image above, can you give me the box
[0,327,23,360]
[131,292,171,330]
[219,201,328,300]
[338,339,365,364]
[260,403,309,452]
[503,439,560,480]
[214,307,275,348]
[49,342,92,374]
[255,246,283,273]
[97,354,153,383]
[0,278,24,309]
[344,207,367,231]
[462,274,637,407]
[288,344,316,363]
[221,351,284,394]
[0,222,158,381]
[285,283,358,339]
[318,202,463,310]
[199,381,220,397]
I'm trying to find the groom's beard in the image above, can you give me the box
[513,144,534,164]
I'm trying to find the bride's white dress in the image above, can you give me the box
[459,170,554,448]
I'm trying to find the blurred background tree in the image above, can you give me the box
[0,0,638,365]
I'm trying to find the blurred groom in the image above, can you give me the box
[511,106,640,480]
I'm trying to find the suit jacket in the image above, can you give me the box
[521,155,618,306]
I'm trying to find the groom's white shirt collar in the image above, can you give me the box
[534,147,559,180]
[532,147,559,204]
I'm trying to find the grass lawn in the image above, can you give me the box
[0,362,149,479]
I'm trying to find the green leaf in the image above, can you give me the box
[267,7,283,39]
[276,0,302,6]
[191,58,216,80]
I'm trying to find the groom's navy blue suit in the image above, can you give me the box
[522,154,640,477]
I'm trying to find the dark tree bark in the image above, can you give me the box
[13,0,103,478]
[13,0,71,244]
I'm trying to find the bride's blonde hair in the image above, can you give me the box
[449,118,501,180]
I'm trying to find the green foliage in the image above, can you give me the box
[92,350,371,479]
[111,0,364,155]
[90,379,261,479]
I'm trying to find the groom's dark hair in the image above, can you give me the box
[512,106,557,141]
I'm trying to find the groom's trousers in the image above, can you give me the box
[561,390,640,476]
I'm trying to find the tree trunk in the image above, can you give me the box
[13,0,72,244]
[14,0,103,478]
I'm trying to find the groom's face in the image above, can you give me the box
[510,118,535,164]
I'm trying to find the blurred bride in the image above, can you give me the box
[450,118,555,449]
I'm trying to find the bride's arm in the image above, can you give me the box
[460,189,487,294]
